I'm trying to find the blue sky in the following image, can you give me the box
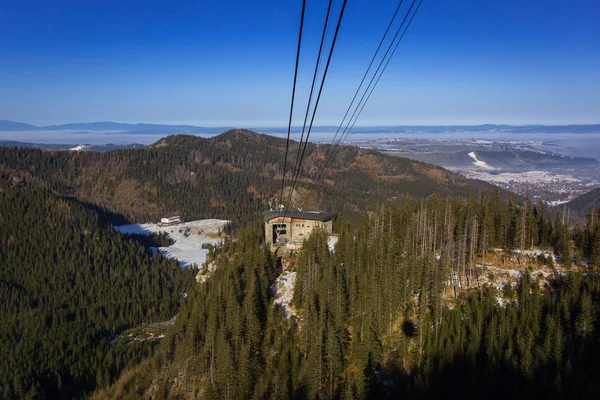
[1,0,599,126]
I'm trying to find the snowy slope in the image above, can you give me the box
[468,151,494,170]
[115,219,228,268]
[272,271,297,319]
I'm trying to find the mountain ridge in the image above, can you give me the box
[0,129,511,224]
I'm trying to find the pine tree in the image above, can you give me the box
[575,291,595,339]
[516,199,529,251]
[592,226,600,267]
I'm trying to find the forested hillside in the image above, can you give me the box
[0,129,505,225]
[568,186,600,216]
[96,192,600,399]
[0,174,195,398]
[4,130,599,399]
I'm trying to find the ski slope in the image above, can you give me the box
[468,151,494,169]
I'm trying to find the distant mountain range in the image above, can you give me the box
[0,140,146,152]
[1,120,600,135]
[0,120,229,135]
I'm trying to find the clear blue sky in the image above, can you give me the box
[1,0,599,126]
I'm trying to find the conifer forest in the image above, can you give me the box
[136,194,600,400]
[1,136,600,399]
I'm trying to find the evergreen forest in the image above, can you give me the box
[0,174,195,398]
[1,131,600,399]
[97,193,600,399]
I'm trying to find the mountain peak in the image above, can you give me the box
[212,129,286,148]
[0,120,39,131]
[215,129,262,141]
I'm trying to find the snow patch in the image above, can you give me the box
[328,236,339,253]
[468,151,494,170]
[272,270,297,319]
[546,200,569,206]
[115,219,229,268]
[69,145,91,151]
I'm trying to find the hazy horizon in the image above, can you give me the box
[2,119,600,129]
[3,127,600,161]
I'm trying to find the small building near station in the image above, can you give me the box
[263,210,336,247]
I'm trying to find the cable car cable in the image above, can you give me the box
[290,0,335,193]
[284,0,348,213]
[314,0,422,186]
[278,0,308,209]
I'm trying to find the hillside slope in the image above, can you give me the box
[568,186,600,215]
[0,129,508,224]
[0,120,39,131]
[0,174,194,398]
[395,149,598,171]
[93,194,600,400]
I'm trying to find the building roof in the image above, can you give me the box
[263,210,337,223]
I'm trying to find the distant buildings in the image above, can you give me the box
[160,216,181,226]
[263,210,336,248]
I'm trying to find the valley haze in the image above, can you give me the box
[2,119,600,158]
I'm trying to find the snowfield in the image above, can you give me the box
[115,219,229,268]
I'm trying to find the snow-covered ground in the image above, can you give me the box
[272,270,297,319]
[468,151,494,170]
[451,248,562,307]
[461,169,581,184]
[492,248,555,259]
[69,144,91,151]
[547,200,570,206]
[271,235,338,319]
[115,219,229,268]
